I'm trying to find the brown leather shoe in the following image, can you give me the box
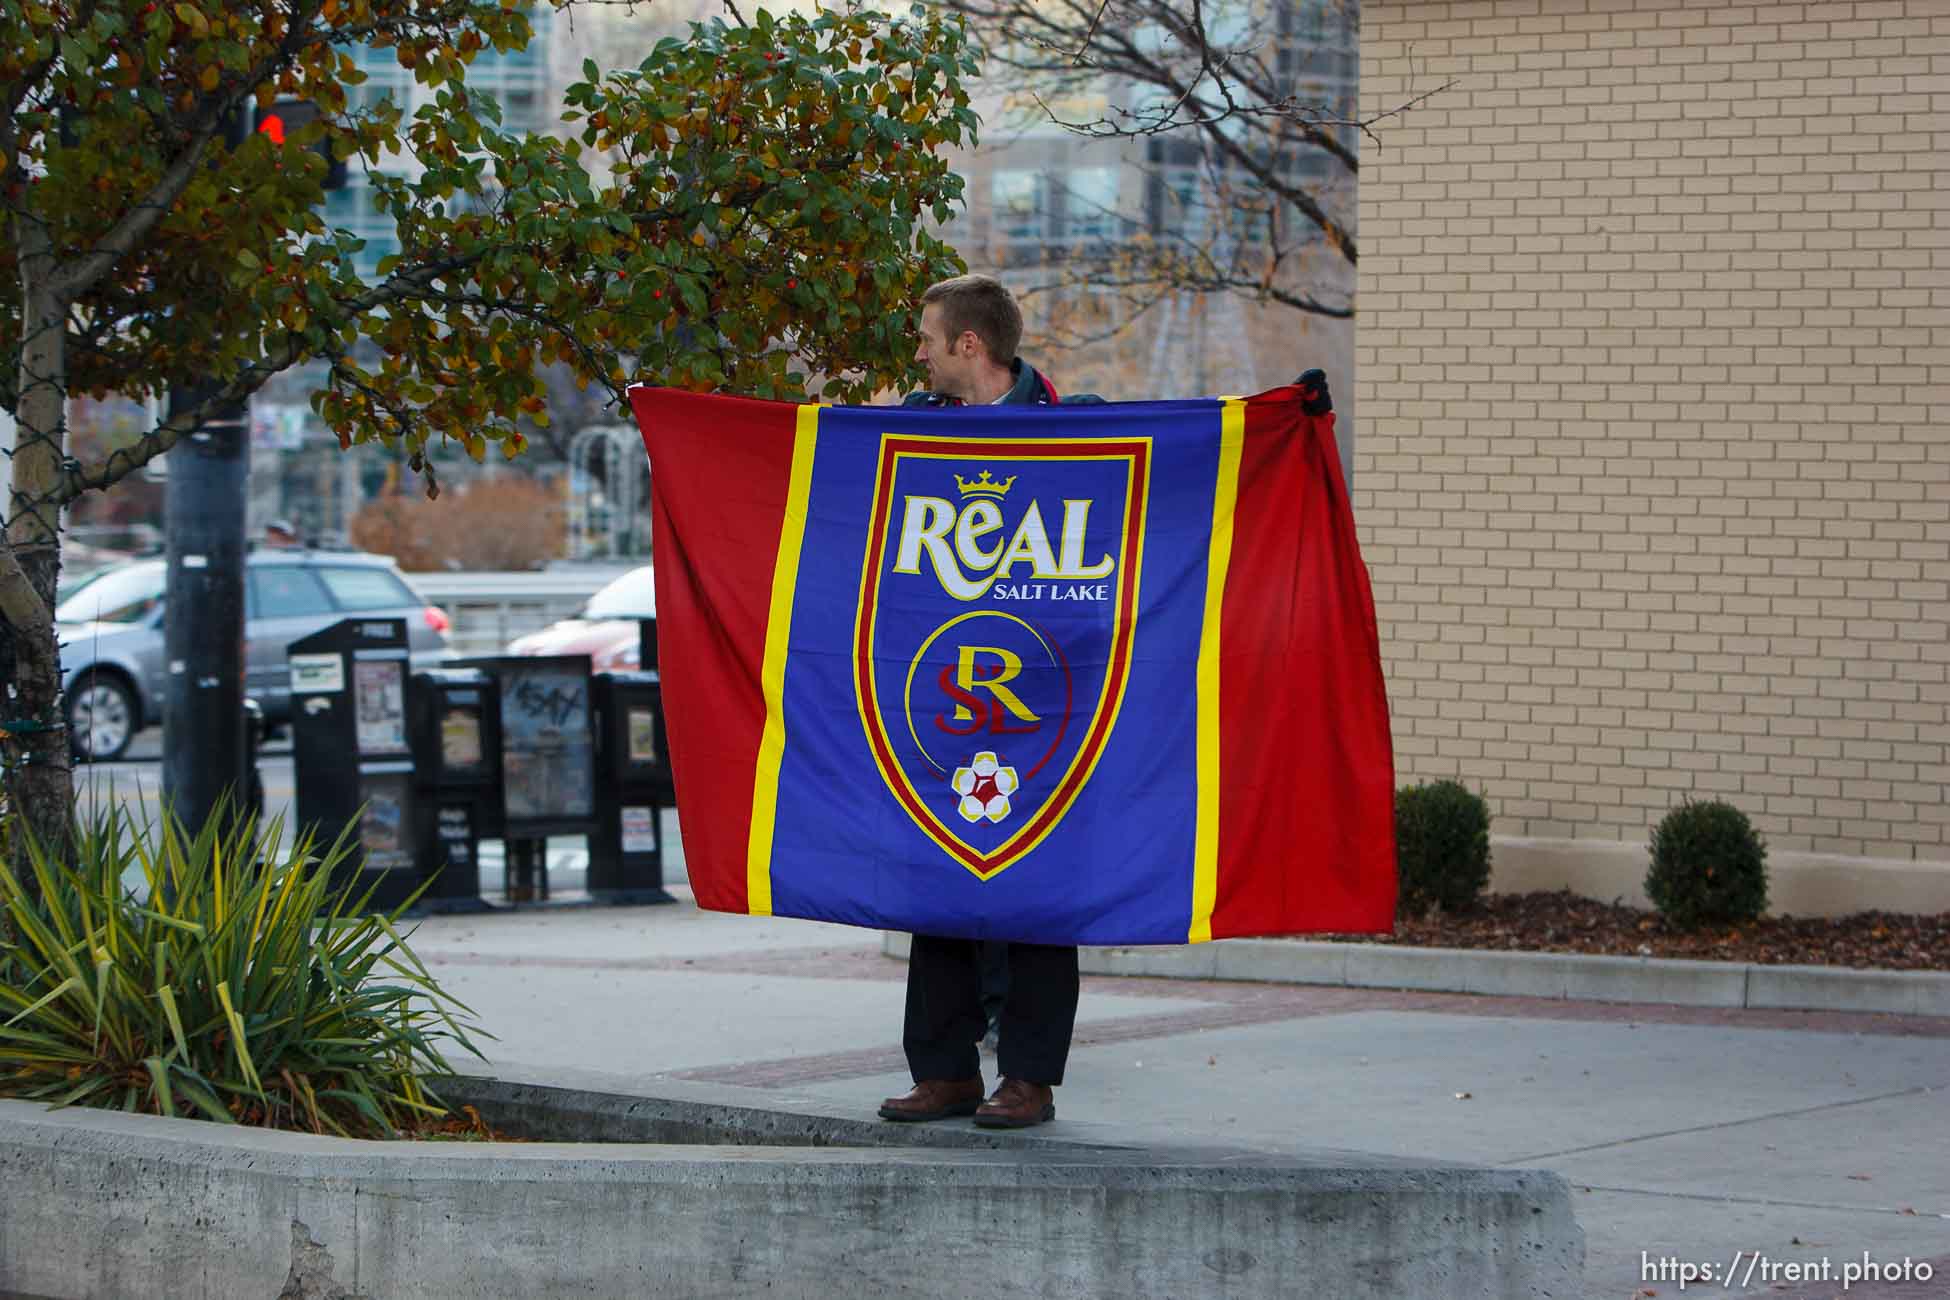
[973,1077,1055,1129]
[878,1077,983,1122]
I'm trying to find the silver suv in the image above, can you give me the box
[58,548,453,761]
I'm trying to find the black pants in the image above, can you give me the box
[904,935,1079,1086]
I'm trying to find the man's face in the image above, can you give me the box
[914,302,974,399]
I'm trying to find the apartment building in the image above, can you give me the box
[941,0,1359,415]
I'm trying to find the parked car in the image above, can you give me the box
[505,564,653,672]
[58,547,454,761]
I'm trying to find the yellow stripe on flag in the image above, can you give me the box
[747,403,821,916]
[1190,398,1245,942]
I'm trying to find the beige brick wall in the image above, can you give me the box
[1357,0,1949,876]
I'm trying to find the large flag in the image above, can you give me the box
[628,384,1396,945]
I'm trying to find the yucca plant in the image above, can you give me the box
[0,800,484,1138]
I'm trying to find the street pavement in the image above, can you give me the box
[402,899,1950,1300]
[84,731,1950,1299]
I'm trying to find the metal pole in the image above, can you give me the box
[161,385,250,838]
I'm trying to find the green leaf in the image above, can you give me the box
[172,1074,237,1124]
[143,1057,176,1117]
[3,974,84,1029]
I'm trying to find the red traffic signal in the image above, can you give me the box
[253,100,347,190]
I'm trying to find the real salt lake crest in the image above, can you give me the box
[854,432,1152,879]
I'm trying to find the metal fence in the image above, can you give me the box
[412,567,636,657]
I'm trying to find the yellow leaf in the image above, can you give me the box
[200,64,220,93]
[465,434,486,463]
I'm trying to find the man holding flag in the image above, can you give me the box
[878,274,1103,1130]
[628,268,1394,1142]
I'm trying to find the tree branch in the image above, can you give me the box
[0,0,97,150]
[0,540,53,646]
[1070,0,1110,64]
[46,0,334,303]
[50,245,490,503]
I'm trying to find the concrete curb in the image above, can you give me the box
[436,1067,1124,1152]
[880,934,1950,1017]
[0,1086,1585,1299]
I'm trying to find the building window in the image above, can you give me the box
[1057,167,1120,244]
[991,169,1046,245]
[1148,167,1207,242]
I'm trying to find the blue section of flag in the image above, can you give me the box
[765,399,1226,944]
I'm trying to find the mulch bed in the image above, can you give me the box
[406,1104,529,1143]
[1317,891,1950,971]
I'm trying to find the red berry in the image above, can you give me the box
[653,289,662,298]
[786,278,796,289]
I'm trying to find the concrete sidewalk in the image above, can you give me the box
[405,890,1950,1300]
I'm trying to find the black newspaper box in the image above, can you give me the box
[288,618,418,912]
[456,654,597,901]
[407,667,502,912]
[588,671,675,905]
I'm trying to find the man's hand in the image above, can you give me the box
[1296,369,1333,416]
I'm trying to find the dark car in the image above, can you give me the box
[58,548,453,760]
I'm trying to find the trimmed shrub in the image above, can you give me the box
[0,803,483,1137]
[1645,799,1769,930]
[1394,780,1492,918]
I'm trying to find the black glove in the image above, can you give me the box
[1296,369,1332,416]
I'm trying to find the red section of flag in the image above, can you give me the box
[1211,388,1397,937]
[629,387,797,914]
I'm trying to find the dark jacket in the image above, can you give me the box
[901,358,1105,408]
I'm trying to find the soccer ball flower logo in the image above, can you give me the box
[951,751,1019,824]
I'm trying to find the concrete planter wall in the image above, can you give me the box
[0,1079,1584,1299]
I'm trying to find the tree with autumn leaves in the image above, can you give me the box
[0,0,977,844]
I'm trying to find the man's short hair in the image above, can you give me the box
[922,274,1022,366]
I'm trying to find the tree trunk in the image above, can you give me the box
[3,218,77,862]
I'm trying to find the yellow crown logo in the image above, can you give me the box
[954,470,1016,499]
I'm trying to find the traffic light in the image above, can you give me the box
[254,100,348,190]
